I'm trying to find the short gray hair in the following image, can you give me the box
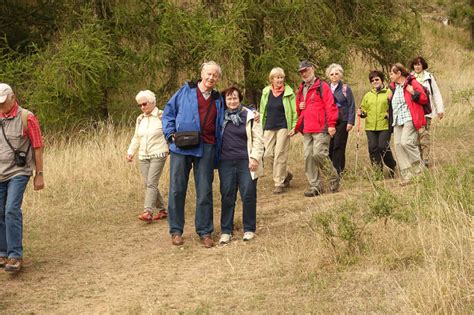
[135,90,156,104]
[325,63,344,79]
[201,61,222,77]
[268,67,285,83]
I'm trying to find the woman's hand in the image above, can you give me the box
[328,127,336,137]
[288,128,296,137]
[299,101,306,110]
[346,124,353,132]
[126,154,133,162]
[253,111,260,123]
[249,158,259,172]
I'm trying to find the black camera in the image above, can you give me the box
[14,150,28,167]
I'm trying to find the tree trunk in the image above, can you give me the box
[242,8,264,107]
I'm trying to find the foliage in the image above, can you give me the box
[0,0,423,130]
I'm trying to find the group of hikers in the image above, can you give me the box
[0,55,444,272]
[126,57,444,248]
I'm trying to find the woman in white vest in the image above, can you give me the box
[409,56,445,167]
[127,90,169,223]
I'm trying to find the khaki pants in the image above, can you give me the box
[418,117,431,163]
[303,133,338,189]
[264,129,290,187]
[139,157,167,212]
[393,121,422,180]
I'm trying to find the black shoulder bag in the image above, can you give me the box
[174,100,213,149]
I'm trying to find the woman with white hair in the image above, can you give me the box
[259,67,297,194]
[326,63,356,175]
[127,90,169,223]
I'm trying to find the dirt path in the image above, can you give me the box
[1,125,469,313]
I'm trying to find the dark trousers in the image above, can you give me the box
[366,130,397,173]
[329,119,349,175]
[218,159,257,234]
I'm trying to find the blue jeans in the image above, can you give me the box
[0,175,30,259]
[168,144,215,237]
[218,159,257,234]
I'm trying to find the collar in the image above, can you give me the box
[0,102,19,119]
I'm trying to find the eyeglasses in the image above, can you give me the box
[137,102,148,107]
[329,73,339,76]
[370,78,381,83]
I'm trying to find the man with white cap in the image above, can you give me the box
[294,61,340,197]
[0,83,44,273]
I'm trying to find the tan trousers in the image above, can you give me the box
[264,128,290,187]
[303,133,338,189]
[418,117,431,163]
[139,157,167,212]
[393,121,422,180]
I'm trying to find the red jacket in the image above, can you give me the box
[389,75,428,130]
[295,78,338,133]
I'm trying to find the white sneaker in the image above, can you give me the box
[242,232,255,241]
[219,233,232,244]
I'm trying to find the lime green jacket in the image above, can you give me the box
[360,87,390,131]
[259,84,297,130]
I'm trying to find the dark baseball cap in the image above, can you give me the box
[298,60,313,71]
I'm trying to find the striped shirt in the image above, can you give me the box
[391,84,412,126]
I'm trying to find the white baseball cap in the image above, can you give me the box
[0,83,13,103]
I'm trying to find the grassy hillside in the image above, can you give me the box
[0,19,472,313]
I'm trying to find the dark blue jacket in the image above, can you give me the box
[162,81,224,164]
[332,81,356,125]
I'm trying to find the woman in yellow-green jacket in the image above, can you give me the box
[259,67,297,194]
[359,70,397,177]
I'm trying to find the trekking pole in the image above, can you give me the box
[355,112,361,175]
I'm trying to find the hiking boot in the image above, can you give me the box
[283,172,293,188]
[304,187,322,197]
[242,232,255,241]
[219,233,232,244]
[152,210,168,221]
[273,186,284,194]
[201,234,214,248]
[138,211,153,223]
[5,258,22,273]
[330,176,340,193]
[388,168,396,179]
[171,234,184,246]
[0,257,7,268]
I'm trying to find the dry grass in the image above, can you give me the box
[0,20,473,314]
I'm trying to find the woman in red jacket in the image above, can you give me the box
[388,63,428,185]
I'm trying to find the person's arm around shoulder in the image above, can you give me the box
[249,116,264,172]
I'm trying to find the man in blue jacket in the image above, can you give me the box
[162,61,224,248]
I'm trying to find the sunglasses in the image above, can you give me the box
[370,78,381,83]
[329,73,339,76]
[137,102,148,107]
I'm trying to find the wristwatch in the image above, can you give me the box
[36,171,44,176]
